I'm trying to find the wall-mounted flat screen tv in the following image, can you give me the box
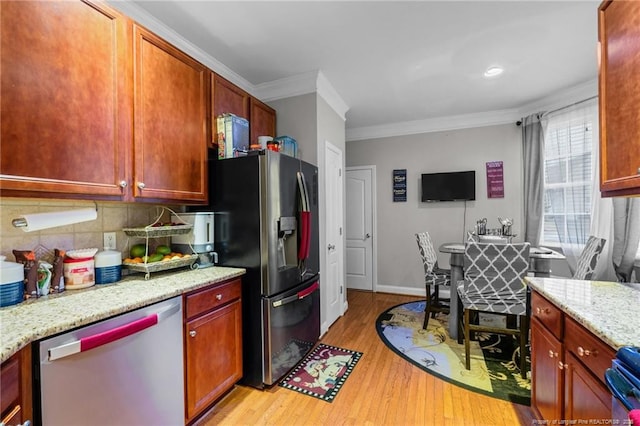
[421,170,476,202]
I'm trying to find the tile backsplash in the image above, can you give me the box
[0,198,182,261]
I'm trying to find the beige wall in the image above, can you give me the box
[346,123,525,293]
[269,93,318,165]
[0,198,175,262]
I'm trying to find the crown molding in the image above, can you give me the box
[108,1,598,142]
[253,71,319,102]
[346,78,599,142]
[316,71,349,121]
[108,2,351,121]
[346,108,521,141]
[516,78,598,117]
[255,70,349,121]
[106,0,254,94]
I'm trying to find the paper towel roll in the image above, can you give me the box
[15,208,98,232]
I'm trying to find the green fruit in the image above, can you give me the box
[148,253,164,263]
[156,245,171,255]
[130,244,147,258]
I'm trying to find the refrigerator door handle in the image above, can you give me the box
[298,281,319,299]
[272,281,319,308]
[48,302,180,361]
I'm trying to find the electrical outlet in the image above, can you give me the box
[103,232,117,250]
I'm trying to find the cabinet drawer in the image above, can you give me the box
[531,291,563,339]
[0,357,19,416]
[564,315,615,385]
[185,278,241,319]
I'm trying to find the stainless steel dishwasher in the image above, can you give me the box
[35,296,184,425]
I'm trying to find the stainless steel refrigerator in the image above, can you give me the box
[207,149,320,388]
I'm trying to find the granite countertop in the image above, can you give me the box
[0,266,245,363]
[525,276,640,350]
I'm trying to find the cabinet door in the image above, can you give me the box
[0,346,31,425]
[531,318,563,422]
[133,25,209,203]
[0,0,131,198]
[212,74,249,148]
[249,97,276,147]
[599,0,640,196]
[185,299,242,421]
[564,351,612,421]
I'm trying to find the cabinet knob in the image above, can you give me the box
[577,346,595,357]
[119,180,127,188]
[535,307,550,315]
[216,294,223,300]
[189,330,196,338]
[137,182,145,189]
[548,350,558,358]
[558,361,568,370]
[637,167,640,175]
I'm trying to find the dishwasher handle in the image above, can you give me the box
[48,301,180,361]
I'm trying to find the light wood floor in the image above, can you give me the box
[201,290,535,426]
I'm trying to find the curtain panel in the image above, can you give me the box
[521,113,545,247]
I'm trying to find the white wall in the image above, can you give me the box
[346,123,524,294]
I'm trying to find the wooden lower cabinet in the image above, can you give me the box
[184,278,242,424]
[0,346,32,426]
[531,317,563,421]
[564,351,612,420]
[531,291,615,422]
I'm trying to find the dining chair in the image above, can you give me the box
[572,236,606,280]
[415,232,451,329]
[457,241,531,378]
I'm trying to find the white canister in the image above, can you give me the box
[0,255,25,307]
[63,257,95,289]
[257,135,273,150]
[94,249,122,284]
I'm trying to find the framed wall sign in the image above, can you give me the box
[393,169,407,202]
[486,161,504,198]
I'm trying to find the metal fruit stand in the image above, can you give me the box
[122,207,198,280]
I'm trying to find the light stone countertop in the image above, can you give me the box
[525,276,640,350]
[0,266,245,363]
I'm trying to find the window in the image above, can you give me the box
[541,110,594,246]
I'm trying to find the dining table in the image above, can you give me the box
[438,242,566,340]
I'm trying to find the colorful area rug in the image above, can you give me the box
[278,343,362,402]
[376,301,530,405]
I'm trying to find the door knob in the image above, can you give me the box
[327,244,335,250]
[365,233,371,239]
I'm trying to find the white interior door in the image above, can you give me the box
[346,167,374,291]
[324,142,344,328]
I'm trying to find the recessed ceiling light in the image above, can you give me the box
[484,66,504,77]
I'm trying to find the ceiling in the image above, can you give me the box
[128,1,600,138]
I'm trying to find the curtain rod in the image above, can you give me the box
[515,95,598,126]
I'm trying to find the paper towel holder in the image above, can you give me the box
[12,202,98,231]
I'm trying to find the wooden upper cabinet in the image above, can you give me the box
[598,0,640,196]
[0,0,132,199]
[249,97,276,147]
[212,73,249,148]
[133,25,209,203]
